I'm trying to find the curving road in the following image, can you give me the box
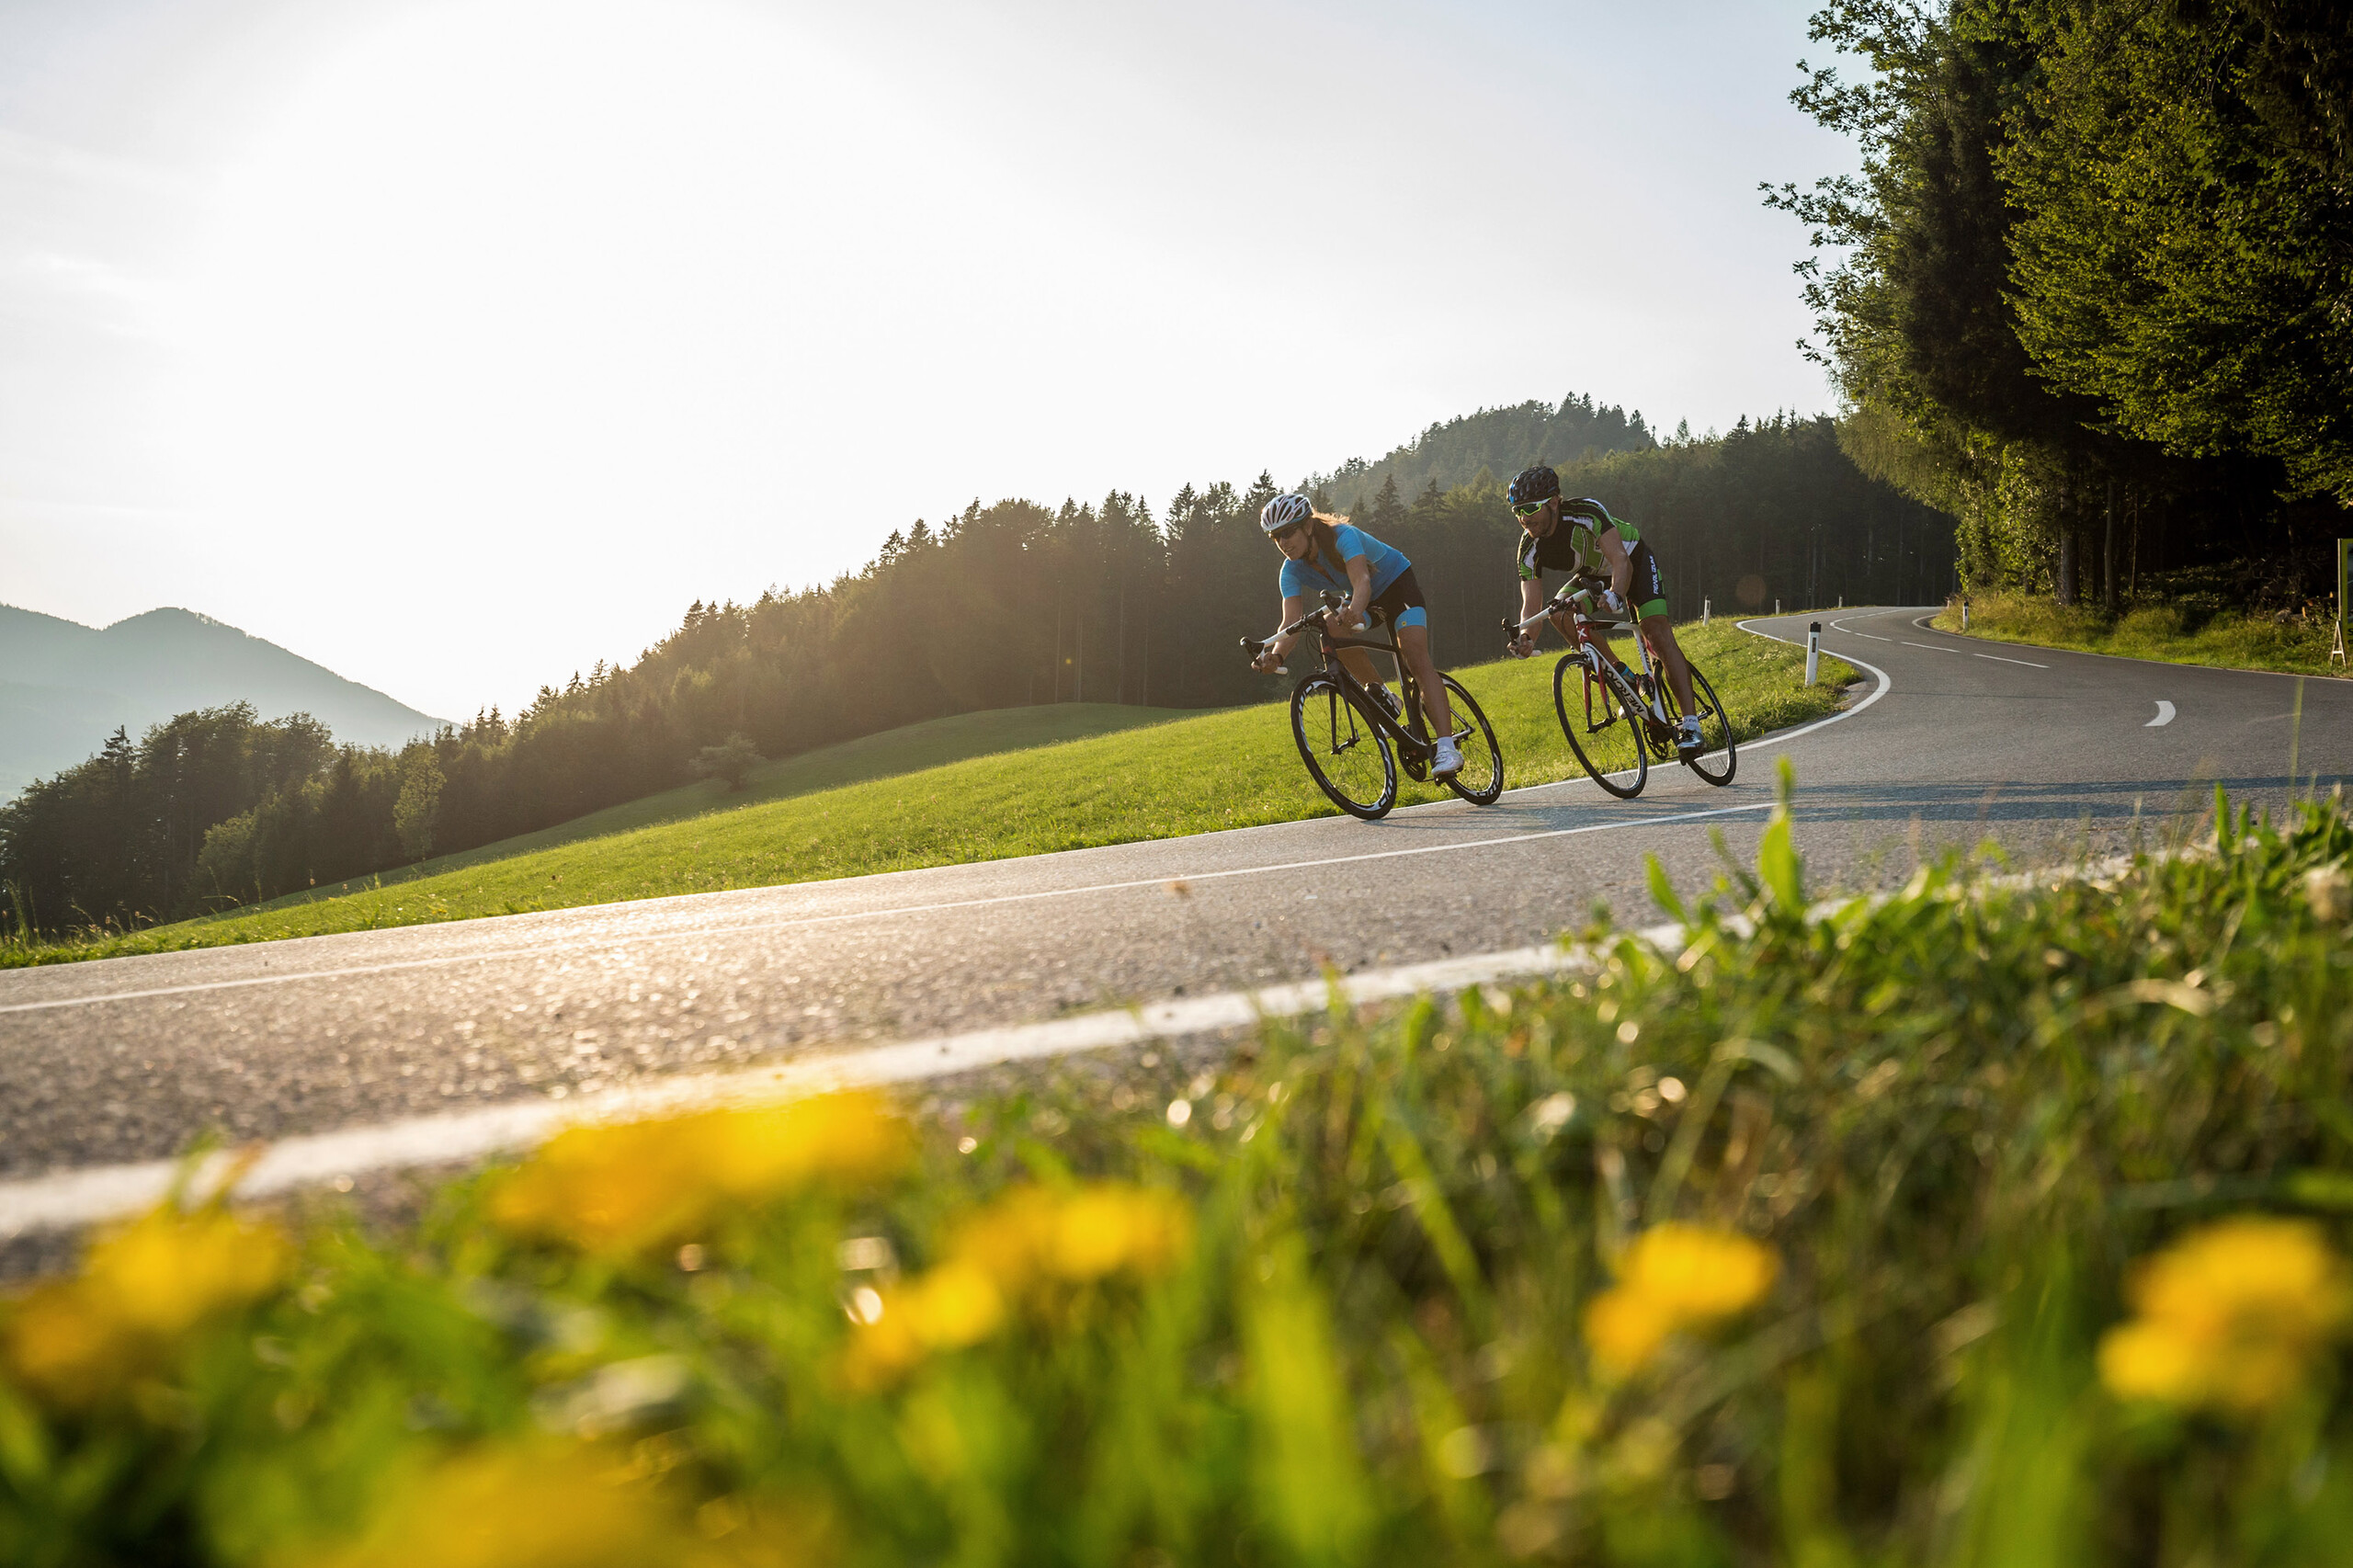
[3,608,2347,1230]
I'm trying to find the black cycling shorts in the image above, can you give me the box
[1625,543,1668,618]
[1368,567,1427,631]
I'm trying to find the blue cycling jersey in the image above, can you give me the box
[1279,524,1410,602]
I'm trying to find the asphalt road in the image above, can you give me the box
[4,608,2347,1203]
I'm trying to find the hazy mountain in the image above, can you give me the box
[1309,394,1659,511]
[0,605,446,796]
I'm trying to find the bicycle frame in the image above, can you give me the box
[1247,600,1467,765]
[1508,594,1677,740]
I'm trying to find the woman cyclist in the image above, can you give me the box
[1249,493,1462,778]
[1502,464,1702,755]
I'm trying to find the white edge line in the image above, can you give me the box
[0,802,1780,1017]
[3,833,2139,1240]
[1734,619,1894,744]
[0,928,1689,1238]
[1914,614,2347,683]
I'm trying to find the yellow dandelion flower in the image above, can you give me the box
[1583,1286,1674,1376]
[1582,1224,1777,1375]
[491,1093,908,1255]
[491,1118,718,1255]
[840,1261,1008,1390]
[702,1092,910,1199]
[949,1183,1192,1289]
[1618,1224,1779,1321]
[1047,1187,1192,1281]
[903,1260,1006,1348]
[305,1441,757,1568]
[3,1207,289,1411]
[2098,1216,2353,1414]
[837,1185,1192,1389]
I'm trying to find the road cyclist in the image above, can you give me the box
[1504,466,1702,751]
[1246,493,1504,819]
[1501,466,1734,796]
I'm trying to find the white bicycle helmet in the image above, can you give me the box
[1258,493,1314,534]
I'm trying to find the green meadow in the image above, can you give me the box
[5,624,1852,967]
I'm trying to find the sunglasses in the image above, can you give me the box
[1270,521,1307,540]
[1512,501,1552,519]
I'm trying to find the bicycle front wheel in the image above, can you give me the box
[1680,663,1737,786]
[1554,655,1648,799]
[1290,676,1396,820]
[1437,675,1505,805]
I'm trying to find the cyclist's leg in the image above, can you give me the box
[1626,546,1693,714]
[1370,570,1452,738]
[1641,612,1697,715]
[1332,643,1382,688]
[1395,621,1454,737]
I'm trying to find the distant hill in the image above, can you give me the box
[0,605,446,797]
[1309,394,1659,513]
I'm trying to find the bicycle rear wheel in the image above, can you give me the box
[1554,654,1648,799]
[1290,676,1396,820]
[1679,663,1737,786]
[1437,675,1505,805]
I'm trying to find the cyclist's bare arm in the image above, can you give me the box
[1336,554,1374,628]
[1255,594,1319,668]
[1593,528,1634,602]
[1510,578,1552,656]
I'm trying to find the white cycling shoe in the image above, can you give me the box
[1676,716,1704,754]
[1431,737,1464,778]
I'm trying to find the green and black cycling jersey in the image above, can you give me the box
[1516,498,1668,619]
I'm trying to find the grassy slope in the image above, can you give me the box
[12,624,1852,966]
[1933,590,2347,676]
[315,703,1197,889]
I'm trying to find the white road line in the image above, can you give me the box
[0,928,1687,1237]
[1974,653,2049,668]
[1737,621,1895,741]
[2148,700,2177,728]
[1827,617,1893,642]
[1902,641,1961,653]
[1,802,1781,1017]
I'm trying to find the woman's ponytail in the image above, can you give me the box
[1307,513,1352,585]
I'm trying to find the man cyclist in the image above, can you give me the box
[1502,464,1702,755]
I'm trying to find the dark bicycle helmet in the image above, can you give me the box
[1506,464,1561,506]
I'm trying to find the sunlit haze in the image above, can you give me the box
[1,0,1855,721]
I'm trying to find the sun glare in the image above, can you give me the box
[178,0,991,571]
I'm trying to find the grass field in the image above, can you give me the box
[5,624,1853,968]
[6,790,2347,1564]
[1933,589,2347,676]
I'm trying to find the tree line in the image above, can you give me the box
[1,404,1949,937]
[1770,0,2349,609]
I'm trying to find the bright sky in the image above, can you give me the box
[0,0,1855,722]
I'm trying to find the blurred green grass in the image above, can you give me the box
[8,623,1852,967]
[6,785,2348,1564]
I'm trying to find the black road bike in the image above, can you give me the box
[1243,596,1505,821]
[1503,580,1735,800]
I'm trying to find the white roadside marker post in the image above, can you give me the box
[1962,595,1971,631]
[1806,621,1821,686]
[1703,597,1711,625]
